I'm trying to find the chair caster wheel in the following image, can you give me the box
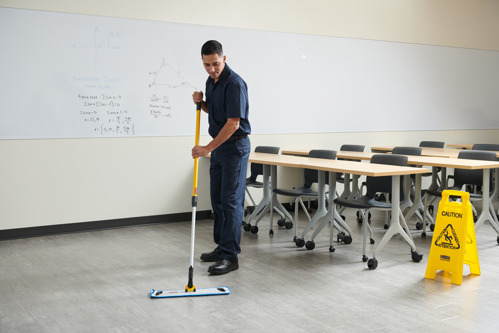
[370,238,375,245]
[277,218,285,227]
[293,236,297,242]
[362,255,368,262]
[415,222,423,230]
[497,236,499,244]
[329,246,335,252]
[367,258,378,270]
[242,221,246,226]
[285,221,293,229]
[343,235,352,244]
[411,250,423,262]
[429,205,434,214]
[269,230,274,237]
[421,232,426,238]
[340,215,346,221]
[243,224,251,232]
[250,225,259,234]
[384,224,389,230]
[337,232,345,242]
[295,238,305,248]
[429,224,435,231]
[305,241,315,250]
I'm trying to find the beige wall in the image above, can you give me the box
[1,0,498,230]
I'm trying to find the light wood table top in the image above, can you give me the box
[249,152,429,177]
[371,145,499,158]
[447,143,474,149]
[282,149,374,160]
[370,146,462,158]
[282,149,499,170]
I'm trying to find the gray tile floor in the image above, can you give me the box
[1,202,499,333]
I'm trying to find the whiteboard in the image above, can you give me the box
[1,7,499,139]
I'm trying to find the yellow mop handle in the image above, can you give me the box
[186,102,201,292]
[192,103,201,198]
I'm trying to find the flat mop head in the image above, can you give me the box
[150,287,230,298]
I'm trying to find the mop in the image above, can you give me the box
[150,103,230,298]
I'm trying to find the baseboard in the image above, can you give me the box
[0,210,212,241]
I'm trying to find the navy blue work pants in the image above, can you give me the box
[209,136,250,263]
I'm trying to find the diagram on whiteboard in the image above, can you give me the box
[148,58,195,89]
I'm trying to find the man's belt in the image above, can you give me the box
[226,133,247,143]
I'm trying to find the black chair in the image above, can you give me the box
[334,154,421,264]
[419,141,445,148]
[272,150,337,246]
[424,150,498,240]
[472,144,499,151]
[335,144,365,236]
[336,144,365,200]
[391,147,428,230]
[472,144,499,203]
[244,146,292,232]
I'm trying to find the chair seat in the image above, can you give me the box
[273,186,318,197]
[334,195,392,210]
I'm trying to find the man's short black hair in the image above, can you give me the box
[201,40,223,57]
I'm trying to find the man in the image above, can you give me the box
[191,40,251,275]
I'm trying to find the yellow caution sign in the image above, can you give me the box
[425,190,480,285]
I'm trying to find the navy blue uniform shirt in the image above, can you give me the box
[205,63,251,138]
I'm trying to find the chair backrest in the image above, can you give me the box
[419,141,445,148]
[340,144,365,152]
[472,144,499,153]
[392,146,422,156]
[454,150,497,188]
[248,146,280,181]
[338,144,365,162]
[365,154,408,198]
[304,150,337,188]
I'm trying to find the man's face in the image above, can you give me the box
[202,53,226,82]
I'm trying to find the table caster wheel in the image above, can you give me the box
[305,241,315,250]
[411,250,423,262]
[367,258,378,270]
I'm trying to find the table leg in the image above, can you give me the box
[246,164,271,229]
[308,172,352,247]
[300,170,328,240]
[372,175,420,263]
[474,169,499,235]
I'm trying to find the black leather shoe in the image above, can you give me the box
[208,259,239,275]
[200,249,221,262]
